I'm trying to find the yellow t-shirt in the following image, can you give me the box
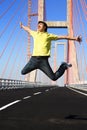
[30,30,58,56]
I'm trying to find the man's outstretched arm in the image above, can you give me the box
[57,35,82,43]
[20,22,31,33]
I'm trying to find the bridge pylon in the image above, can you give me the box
[27,0,79,85]
[38,0,79,85]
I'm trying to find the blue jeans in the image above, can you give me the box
[21,56,65,81]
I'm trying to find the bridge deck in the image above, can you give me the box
[0,86,87,130]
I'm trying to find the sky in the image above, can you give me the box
[0,0,87,85]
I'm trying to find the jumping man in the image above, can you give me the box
[20,21,82,81]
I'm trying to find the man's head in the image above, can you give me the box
[37,21,48,32]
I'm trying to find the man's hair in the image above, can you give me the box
[38,21,48,32]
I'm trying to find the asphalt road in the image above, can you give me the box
[0,86,87,130]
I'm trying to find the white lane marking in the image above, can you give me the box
[0,90,43,111]
[45,89,49,92]
[23,96,31,99]
[67,87,87,96]
[0,100,21,111]
[33,92,42,95]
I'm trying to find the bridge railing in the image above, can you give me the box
[67,81,87,91]
[0,78,36,90]
[0,78,53,90]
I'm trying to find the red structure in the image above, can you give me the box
[27,0,79,85]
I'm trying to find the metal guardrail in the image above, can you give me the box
[68,83,87,91]
[0,78,53,90]
[0,78,36,90]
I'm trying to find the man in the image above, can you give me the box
[20,21,82,81]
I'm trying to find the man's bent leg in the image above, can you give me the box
[40,60,72,81]
[21,57,38,75]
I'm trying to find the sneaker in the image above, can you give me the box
[60,62,72,69]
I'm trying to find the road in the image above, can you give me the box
[0,86,87,130]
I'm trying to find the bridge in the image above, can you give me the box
[0,0,87,129]
[0,0,87,86]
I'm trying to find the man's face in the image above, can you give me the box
[37,23,46,32]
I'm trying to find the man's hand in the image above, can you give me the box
[20,22,23,29]
[76,35,82,43]
[19,22,31,33]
